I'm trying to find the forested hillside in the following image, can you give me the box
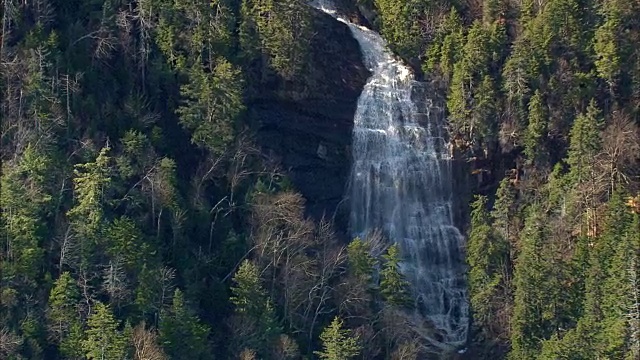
[0,0,417,359]
[374,0,640,358]
[1,0,640,360]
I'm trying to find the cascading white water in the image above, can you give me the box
[310,0,469,351]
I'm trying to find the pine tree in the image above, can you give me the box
[314,317,361,360]
[379,244,411,307]
[492,178,517,248]
[177,58,244,155]
[589,191,633,358]
[567,100,603,184]
[447,21,504,148]
[626,213,640,360]
[46,272,81,344]
[374,0,423,59]
[424,8,464,82]
[483,0,507,25]
[134,263,161,317]
[159,289,210,360]
[82,302,129,360]
[245,0,311,79]
[347,237,375,281]
[509,206,549,359]
[524,90,548,164]
[229,260,281,356]
[467,195,508,334]
[501,14,549,133]
[566,100,604,235]
[68,146,112,236]
[0,145,52,287]
[472,75,499,147]
[67,145,114,272]
[594,1,623,93]
[106,217,148,272]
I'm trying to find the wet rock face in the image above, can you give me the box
[250,10,370,228]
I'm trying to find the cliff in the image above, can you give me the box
[249,10,370,229]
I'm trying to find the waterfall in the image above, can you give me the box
[310,0,469,351]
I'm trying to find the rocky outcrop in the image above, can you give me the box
[249,9,370,229]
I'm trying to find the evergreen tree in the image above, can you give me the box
[314,317,361,360]
[594,0,623,94]
[47,272,80,339]
[567,100,603,184]
[472,75,499,147]
[67,145,114,272]
[626,213,640,360]
[346,237,375,281]
[467,195,508,334]
[177,58,244,155]
[106,217,148,272]
[159,289,210,360]
[492,178,517,249]
[243,0,311,79]
[229,260,281,356]
[379,244,411,307]
[483,0,507,25]
[509,207,550,359]
[0,144,52,290]
[374,0,423,59]
[582,191,634,358]
[424,8,464,82]
[448,21,504,148]
[82,302,129,360]
[524,90,548,164]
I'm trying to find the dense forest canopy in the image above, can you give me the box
[1,0,639,359]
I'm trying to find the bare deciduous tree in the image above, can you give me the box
[304,219,347,343]
[102,258,131,308]
[273,334,300,360]
[132,322,168,360]
[390,339,423,360]
[0,328,22,359]
[599,110,640,193]
[239,348,257,360]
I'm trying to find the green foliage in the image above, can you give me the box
[483,0,508,25]
[62,322,86,360]
[241,0,311,79]
[347,237,375,281]
[0,147,51,285]
[47,272,81,344]
[570,191,636,358]
[567,100,603,185]
[178,58,244,155]
[424,8,464,80]
[133,264,166,318]
[3,0,640,359]
[447,21,505,147]
[594,8,621,89]
[106,217,149,272]
[116,130,155,180]
[467,195,508,332]
[501,28,546,128]
[524,90,548,164]
[67,146,113,241]
[230,260,281,355]
[374,0,424,59]
[159,289,210,360]
[509,207,549,359]
[83,302,130,360]
[315,317,361,360]
[379,244,412,307]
